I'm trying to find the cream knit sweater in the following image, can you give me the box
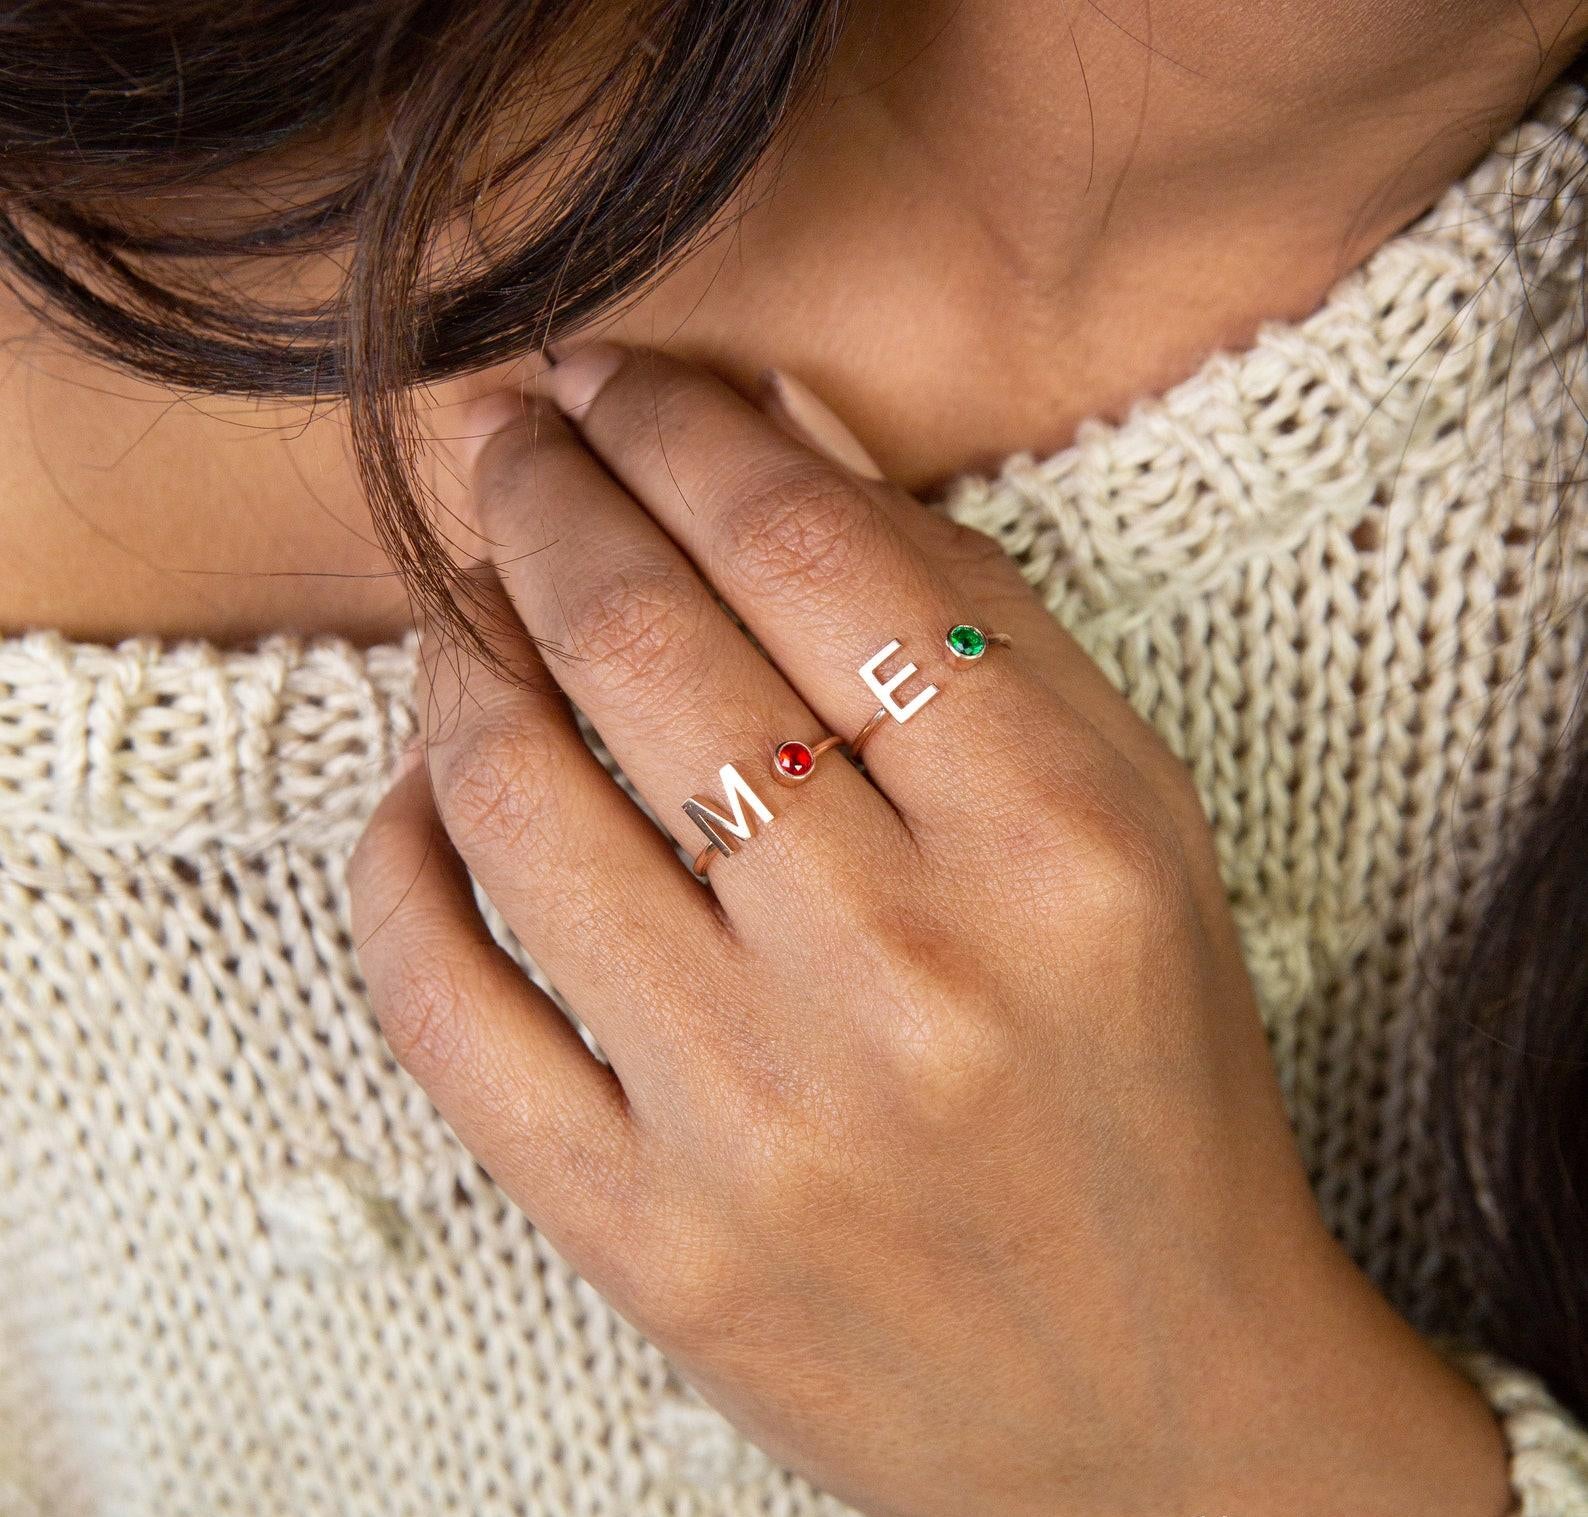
[5,83,1588,1517]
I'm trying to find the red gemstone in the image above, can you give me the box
[775,740,815,779]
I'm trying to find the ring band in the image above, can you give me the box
[848,706,892,761]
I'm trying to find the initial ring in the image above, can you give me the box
[689,732,844,877]
[684,623,1011,878]
[849,624,1011,761]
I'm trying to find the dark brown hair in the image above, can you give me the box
[0,0,848,655]
[0,0,1583,1422]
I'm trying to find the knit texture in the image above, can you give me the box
[4,83,1588,1517]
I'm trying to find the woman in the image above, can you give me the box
[0,1,1584,1512]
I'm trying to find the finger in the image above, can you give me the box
[347,752,642,1247]
[539,346,1111,832]
[757,365,1190,798]
[415,602,734,1086]
[760,368,887,481]
[760,368,1092,678]
[748,370,1226,888]
[456,388,909,918]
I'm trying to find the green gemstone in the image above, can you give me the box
[946,623,988,659]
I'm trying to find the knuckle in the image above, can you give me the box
[701,1039,863,1214]
[652,1271,743,1355]
[612,1215,744,1350]
[874,992,1022,1124]
[499,1120,646,1257]
[739,1081,854,1201]
[1056,790,1188,934]
[986,740,1190,928]
[714,462,880,599]
[559,561,708,700]
[432,717,565,857]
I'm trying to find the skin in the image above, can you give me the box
[2,0,1585,639]
[352,347,1513,1514]
[3,0,1586,1508]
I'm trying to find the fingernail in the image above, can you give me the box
[761,369,885,481]
[542,342,627,419]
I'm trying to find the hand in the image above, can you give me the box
[349,347,1511,1517]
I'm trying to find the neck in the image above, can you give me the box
[3,2,1584,647]
[554,0,1588,491]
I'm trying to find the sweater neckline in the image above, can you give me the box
[2,79,1585,856]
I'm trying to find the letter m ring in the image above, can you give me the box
[683,761,775,876]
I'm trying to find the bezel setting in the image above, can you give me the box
[774,739,816,782]
[945,623,989,660]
